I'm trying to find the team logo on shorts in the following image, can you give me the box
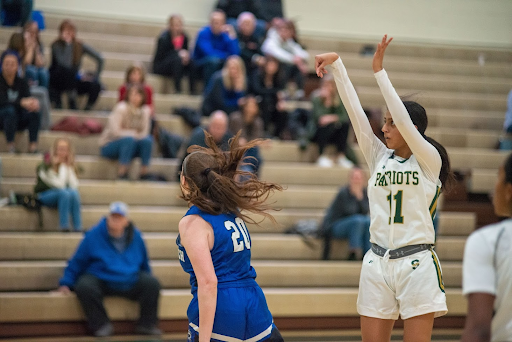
[411,259,420,270]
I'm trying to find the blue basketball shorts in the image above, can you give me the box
[187,282,275,342]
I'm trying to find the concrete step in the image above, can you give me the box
[0,205,475,236]
[469,168,497,193]
[0,288,466,323]
[0,233,467,262]
[426,128,499,149]
[1,154,179,182]
[0,178,339,209]
[0,260,463,291]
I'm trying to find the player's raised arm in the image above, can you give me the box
[373,35,441,179]
[315,53,386,172]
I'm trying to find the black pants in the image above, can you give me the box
[49,66,101,109]
[311,122,350,155]
[0,105,40,143]
[74,273,161,332]
[153,57,195,93]
[282,64,305,90]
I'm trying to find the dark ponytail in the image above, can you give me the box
[403,101,455,192]
[180,130,283,224]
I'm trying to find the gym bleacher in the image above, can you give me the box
[0,5,510,342]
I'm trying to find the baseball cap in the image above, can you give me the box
[109,201,129,217]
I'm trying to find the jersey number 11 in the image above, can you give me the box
[387,190,404,224]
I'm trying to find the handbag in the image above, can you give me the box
[13,193,42,211]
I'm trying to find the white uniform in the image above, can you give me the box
[463,219,512,341]
[330,58,447,319]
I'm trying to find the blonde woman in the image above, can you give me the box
[201,55,247,116]
[35,138,82,232]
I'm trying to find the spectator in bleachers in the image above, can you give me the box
[461,152,512,342]
[49,19,103,111]
[99,84,152,180]
[201,55,247,117]
[229,95,264,174]
[261,19,309,99]
[320,167,371,260]
[258,0,284,23]
[22,20,49,88]
[0,50,40,153]
[34,138,82,232]
[152,14,194,94]
[216,0,266,37]
[0,0,33,27]
[308,74,354,168]
[7,32,51,130]
[57,201,162,337]
[179,110,232,176]
[504,89,512,133]
[192,10,240,87]
[250,56,287,138]
[118,63,154,115]
[236,12,265,75]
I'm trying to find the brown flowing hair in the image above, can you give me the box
[55,19,83,67]
[180,131,283,225]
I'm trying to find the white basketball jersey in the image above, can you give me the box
[368,150,441,250]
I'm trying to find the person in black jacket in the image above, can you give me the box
[321,167,371,260]
[236,12,265,75]
[152,14,194,94]
[0,50,40,153]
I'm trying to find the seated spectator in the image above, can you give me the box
[229,95,265,174]
[0,50,40,153]
[0,0,33,27]
[49,19,103,110]
[250,56,287,138]
[261,19,309,98]
[461,153,512,342]
[308,74,354,168]
[320,167,371,260]
[151,120,184,159]
[23,20,49,88]
[57,202,162,337]
[152,14,194,94]
[7,31,51,130]
[201,55,247,116]
[236,12,265,74]
[216,0,266,37]
[99,85,152,180]
[34,138,82,232]
[259,0,284,23]
[192,10,240,86]
[118,63,154,115]
[179,110,233,175]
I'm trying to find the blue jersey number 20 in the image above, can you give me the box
[224,218,251,252]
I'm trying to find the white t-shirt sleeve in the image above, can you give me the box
[462,229,497,296]
[330,58,387,173]
[374,69,441,182]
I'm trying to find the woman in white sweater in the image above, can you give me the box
[35,138,82,232]
[99,84,152,180]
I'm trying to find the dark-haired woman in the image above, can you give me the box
[461,152,512,342]
[177,132,284,342]
[49,19,103,110]
[99,85,152,180]
[315,35,452,342]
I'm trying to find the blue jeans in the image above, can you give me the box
[25,65,50,88]
[331,214,371,252]
[100,136,153,166]
[37,188,82,230]
[240,146,262,175]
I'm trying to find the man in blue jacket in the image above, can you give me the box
[57,202,161,337]
[192,9,240,86]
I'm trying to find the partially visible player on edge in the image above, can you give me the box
[461,152,512,342]
[315,35,453,342]
[176,130,284,342]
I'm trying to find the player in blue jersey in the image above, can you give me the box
[177,130,284,342]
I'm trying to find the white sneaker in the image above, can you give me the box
[337,156,354,169]
[317,155,334,168]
